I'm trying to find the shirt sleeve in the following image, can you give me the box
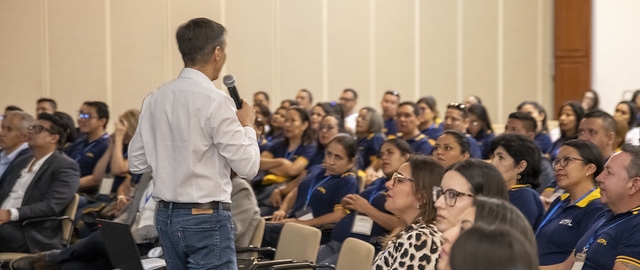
[128,97,151,174]
[615,217,640,266]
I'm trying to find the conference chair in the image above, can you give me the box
[267,237,375,270]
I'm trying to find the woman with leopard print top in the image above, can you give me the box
[371,155,445,270]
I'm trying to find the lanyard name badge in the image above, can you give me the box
[296,175,332,221]
[571,214,633,270]
[351,185,385,235]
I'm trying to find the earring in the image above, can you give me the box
[517,174,521,180]
[417,204,420,209]
[586,172,591,177]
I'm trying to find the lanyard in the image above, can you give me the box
[285,146,299,160]
[582,214,633,252]
[535,188,595,235]
[305,175,332,208]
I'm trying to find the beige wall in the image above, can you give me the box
[0,0,553,128]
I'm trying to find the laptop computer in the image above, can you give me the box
[98,219,166,270]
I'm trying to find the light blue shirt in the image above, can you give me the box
[0,142,29,177]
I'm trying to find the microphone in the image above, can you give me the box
[223,74,243,109]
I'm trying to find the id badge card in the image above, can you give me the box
[351,214,374,235]
[571,252,586,270]
[295,207,314,221]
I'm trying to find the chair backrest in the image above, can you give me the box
[249,217,266,247]
[275,223,321,262]
[335,238,375,270]
[62,193,79,245]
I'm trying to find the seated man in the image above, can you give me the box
[0,111,34,179]
[0,113,79,253]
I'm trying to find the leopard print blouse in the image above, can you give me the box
[371,221,442,270]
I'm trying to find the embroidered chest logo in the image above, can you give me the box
[597,238,607,246]
[558,219,573,226]
[317,187,326,194]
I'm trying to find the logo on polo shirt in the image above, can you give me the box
[597,238,607,246]
[559,219,573,226]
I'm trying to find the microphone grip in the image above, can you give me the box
[228,86,243,109]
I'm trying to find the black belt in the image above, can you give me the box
[157,200,231,211]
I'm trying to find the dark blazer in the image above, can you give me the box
[0,150,79,252]
[0,147,32,180]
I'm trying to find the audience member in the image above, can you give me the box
[433,130,470,168]
[380,90,400,136]
[64,101,110,198]
[466,104,495,159]
[578,109,616,161]
[309,102,342,131]
[339,88,358,133]
[550,101,584,161]
[560,144,640,269]
[264,134,358,247]
[317,138,410,265]
[295,89,313,111]
[443,102,481,158]
[266,106,286,143]
[463,95,482,107]
[417,96,443,141]
[581,89,600,113]
[518,101,553,154]
[0,111,33,178]
[253,91,270,108]
[614,100,640,145]
[0,113,79,252]
[53,111,77,149]
[306,114,346,169]
[36,98,57,115]
[504,112,555,193]
[354,107,385,172]
[614,118,630,151]
[3,105,23,117]
[254,106,316,216]
[536,140,606,269]
[396,101,433,155]
[489,133,544,227]
[632,89,640,127]
[371,155,445,270]
[280,99,298,109]
[254,103,272,133]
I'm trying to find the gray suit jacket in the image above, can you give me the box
[0,150,80,252]
[231,176,261,247]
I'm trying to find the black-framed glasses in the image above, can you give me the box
[385,90,400,97]
[447,102,467,111]
[432,186,474,207]
[391,172,414,186]
[28,124,54,135]
[552,156,585,169]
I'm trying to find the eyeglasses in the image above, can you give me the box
[78,113,96,120]
[28,124,54,134]
[552,156,585,169]
[391,172,414,186]
[385,91,400,97]
[432,186,474,207]
[447,102,467,111]
[318,125,335,132]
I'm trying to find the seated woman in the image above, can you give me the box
[371,155,445,270]
[354,107,385,183]
[550,101,584,161]
[433,130,471,168]
[536,140,606,269]
[518,101,553,154]
[439,196,537,270]
[262,134,359,248]
[434,159,509,235]
[489,133,545,227]
[466,104,495,159]
[316,138,411,265]
[254,107,316,216]
[417,96,443,141]
[310,102,343,131]
[266,106,287,143]
[614,101,640,145]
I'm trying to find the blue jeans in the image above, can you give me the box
[156,205,237,270]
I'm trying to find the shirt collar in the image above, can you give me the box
[511,184,532,190]
[559,188,601,208]
[1,142,29,161]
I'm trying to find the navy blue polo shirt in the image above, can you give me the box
[384,118,397,137]
[331,176,390,244]
[572,206,640,269]
[421,122,443,141]
[307,145,325,169]
[288,166,358,219]
[265,138,316,164]
[466,134,482,159]
[509,185,544,228]
[536,188,606,265]
[357,133,385,170]
[64,134,109,178]
[404,133,433,155]
[473,130,495,160]
[535,132,553,154]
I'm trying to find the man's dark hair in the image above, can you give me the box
[299,89,313,104]
[398,101,421,117]
[37,98,58,110]
[176,18,226,67]
[255,91,270,102]
[5,105,22,112]
[83,101,110,129]
[38,113,68,148]
[583,109,616,134]
[343,88,358,100]
[508,112,537,133]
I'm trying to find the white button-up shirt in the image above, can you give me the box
[1,151,53,220]
[128,68,260,203]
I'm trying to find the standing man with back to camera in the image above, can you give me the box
[128,18,260,270]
